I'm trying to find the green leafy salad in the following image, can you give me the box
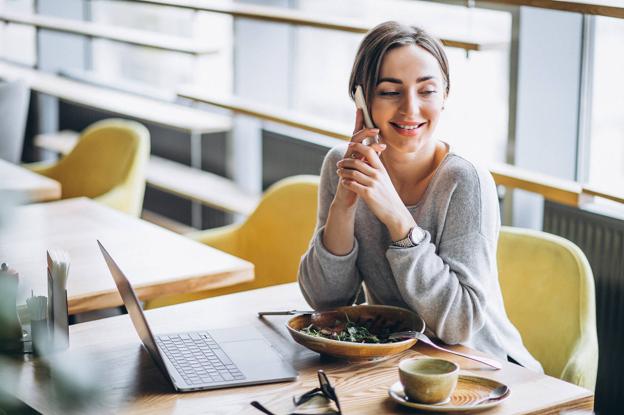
[299,315,402,344]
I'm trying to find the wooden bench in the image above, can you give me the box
[34,131,259,216]
[0,11,218,54]
[131,0,508,52]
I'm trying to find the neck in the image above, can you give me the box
[382,140,443,190]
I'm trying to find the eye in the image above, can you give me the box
[420,90,437,96]
[378,90,400,97]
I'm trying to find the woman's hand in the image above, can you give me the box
[322,110,389,256]
[333,109,384,209]
[337,142,415,241]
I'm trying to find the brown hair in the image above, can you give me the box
[348,21,450,111]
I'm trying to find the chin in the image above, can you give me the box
[383,133,432,153]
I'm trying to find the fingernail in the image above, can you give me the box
[348,142,355,146]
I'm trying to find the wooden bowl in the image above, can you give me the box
[286,305,425,361]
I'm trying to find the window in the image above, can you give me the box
[293,0,512,165]
[0,0,36,66]
[90,0,233,96]
[587,16,624,193]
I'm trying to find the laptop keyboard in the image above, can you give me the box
[156,332,246,385]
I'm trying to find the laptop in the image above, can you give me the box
[97,240,298,392]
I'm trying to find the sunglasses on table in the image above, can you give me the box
[251,370,342,415]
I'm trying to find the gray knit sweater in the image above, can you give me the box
[298,145,542,371]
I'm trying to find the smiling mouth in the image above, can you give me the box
[390,122,427,131]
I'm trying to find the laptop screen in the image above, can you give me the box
[97,240,168,374]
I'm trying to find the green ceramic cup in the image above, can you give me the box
[398,357,459,404]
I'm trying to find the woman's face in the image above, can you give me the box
[371,44,446,154]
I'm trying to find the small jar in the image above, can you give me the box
[0,263,23,353]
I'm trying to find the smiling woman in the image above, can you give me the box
[297,21,542,372]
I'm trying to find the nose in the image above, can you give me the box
[398,89,420,117]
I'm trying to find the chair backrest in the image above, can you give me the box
[143,175,320,310]
[235,175,320,287]
[0,80,30,163]
[497,226,598,390]
[46,119,150,216]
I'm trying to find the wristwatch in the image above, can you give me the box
[391,226,426,248]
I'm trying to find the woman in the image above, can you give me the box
[298,21,542,371]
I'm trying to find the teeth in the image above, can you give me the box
[395,123,422,130]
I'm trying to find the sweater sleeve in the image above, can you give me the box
[386,161,500,345]
[297,146,363,310]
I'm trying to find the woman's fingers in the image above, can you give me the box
[370,142,386,154]
[337,158,377,177]
[337,166,375,187]
[352,127,380,143]
[340,178,368,196]
[347,142,384,169]
[346,128,380,160]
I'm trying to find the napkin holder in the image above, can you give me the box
[47,250,70,351]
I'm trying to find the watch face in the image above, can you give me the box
[392,227,425,248]
[409,227,425,245]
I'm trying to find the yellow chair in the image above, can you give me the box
[497,226,598,390]
[29,119,150,216]
[146,175,320,308]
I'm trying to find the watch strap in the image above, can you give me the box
[391,226,425,248]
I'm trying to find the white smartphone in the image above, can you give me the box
[354,85,379,146]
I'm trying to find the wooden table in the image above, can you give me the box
[10,283,594,414]
[0,197,253,314]
[0,159,61,203]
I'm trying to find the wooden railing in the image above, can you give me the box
[134,0,624,21]
[179,86,623,208]
[0,62,229,133]
[0,1,512,53]
[130,0,507,52]
[0,11,218,54]
[0,62,263,217]
[2,60,620,213]
[489,163,582,207]
[477,0,624,19]
[178,87,352,140]
[582,184,624,205]
[2,1,620,215]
